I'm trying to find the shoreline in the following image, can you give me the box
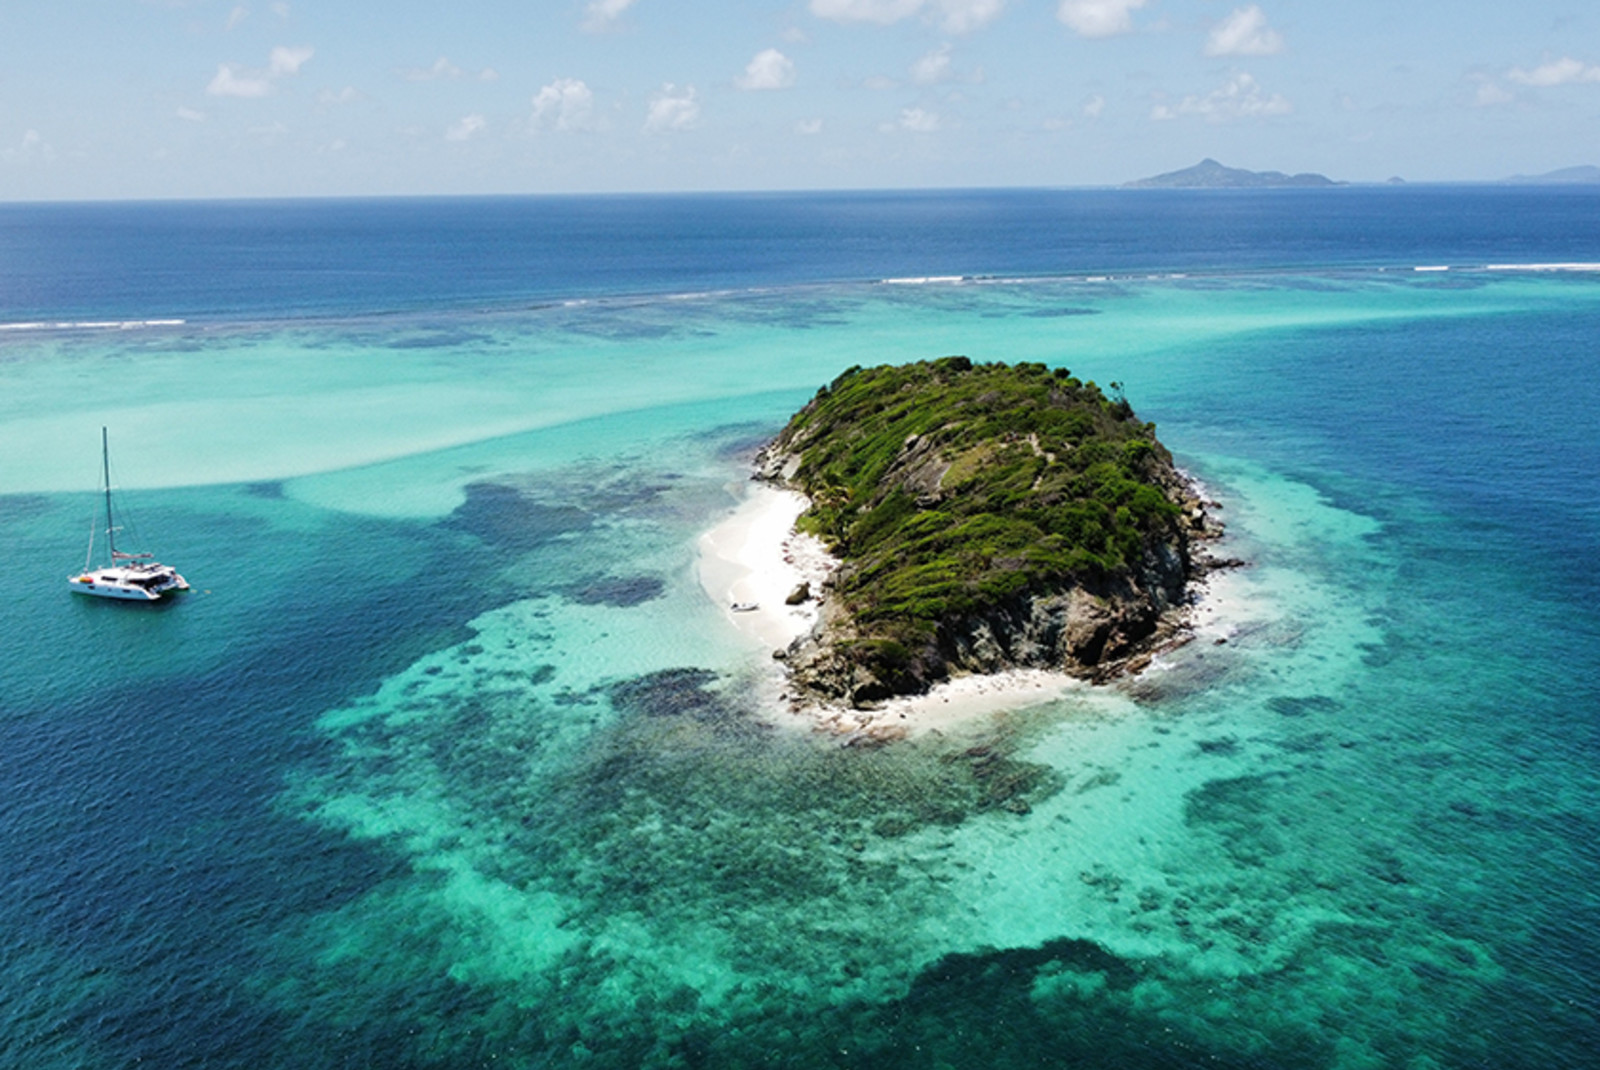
[696,482,837,653]
[698,476,1244,740]
[798,559,1248,743]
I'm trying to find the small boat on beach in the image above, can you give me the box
[730,601,760,613]
[68,428,189,602]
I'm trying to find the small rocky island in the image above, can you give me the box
[758,358,1223,707]
[1125,158,1342,189]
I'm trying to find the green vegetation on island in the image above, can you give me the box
[759,358,1220,706]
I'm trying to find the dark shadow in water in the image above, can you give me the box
[1265,694,1340,718]
[849,938,1270,1070]
[1022,306,1102,318]
[906,937,1140,1000]
[710,423,783,463]
[0,492,53,523]
[1185,773,1284,828]
[616,936,1325,1070]
[610,666,725,718]
[561,573,667,607]
[384,328,493,349]
[442,481,594,552]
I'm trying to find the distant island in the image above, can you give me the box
[1125,158,1344,189]
[1500,165,1600,185]
[756,359,1224,707]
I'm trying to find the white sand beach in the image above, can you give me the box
[808,668,1086,742]
[697,482,837,652]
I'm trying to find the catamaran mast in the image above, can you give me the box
[102,426,115,563]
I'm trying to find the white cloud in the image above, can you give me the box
[863,74,897,90]
[318,86,360,105]
[583,0,638,31]
[446,114,487,141]
[1508,57,1600,86]
[1205,6,1282,57]
[1475,82,1514,107]
[268,45,313,76]
[1057,0,1146,38]
[811,0,924,24]
[207,64,273,98]
[207,44,311,98]
[401,57,462,82]
[176,106,207,122]
[1160,72,1291,121]
[1082,92,1105,118]
[810,0,1003,33]
[796,117,824,134]
[531,78,597,130]
[899,106,940,131]
[737,48,796,90]
[645,84,699,132]
[936,0,1005,33]
[479,68,500,82]
[270,2,290,16]
[912,44,953,84]
[9,129,55,162]
[226,5,249,30]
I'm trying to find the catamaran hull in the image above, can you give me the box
[68,572,189,601]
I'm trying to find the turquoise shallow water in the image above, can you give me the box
[3,252,1599,1068]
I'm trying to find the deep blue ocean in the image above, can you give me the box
[2,188,1598,1069]
[5,186,1600,320]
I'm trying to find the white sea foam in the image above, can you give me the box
[1414,265,1451,272]
[1484,262,1600,272]
[879,275,965,285]
[0,318,185,332]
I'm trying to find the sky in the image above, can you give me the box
[1,0,1597,199]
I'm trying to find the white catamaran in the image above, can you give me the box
[68,428,190,601]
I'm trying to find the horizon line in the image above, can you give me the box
[5,178,1598,208]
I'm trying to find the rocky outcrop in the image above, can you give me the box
[757,359,1227,708]
[772,469,1220,706]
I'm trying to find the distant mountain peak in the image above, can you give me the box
[1125,159,1344,189]
[1500,165,1600,185]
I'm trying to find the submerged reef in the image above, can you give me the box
[758,357,1224,706]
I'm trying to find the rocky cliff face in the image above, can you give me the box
[769,456,1218,706]
[757,359,1224,708]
